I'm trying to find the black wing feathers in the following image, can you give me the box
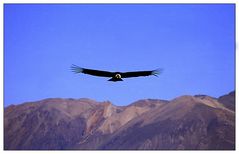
[121,69,161,78]
[71,65,114,77]
[121,71,153,78]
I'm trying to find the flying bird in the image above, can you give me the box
[71,64,162,82]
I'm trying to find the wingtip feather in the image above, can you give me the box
[70,64,83,73]
[152,68,163,77]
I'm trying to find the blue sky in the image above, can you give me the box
[4,4,235,106]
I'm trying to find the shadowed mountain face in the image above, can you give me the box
[4,92,235,150]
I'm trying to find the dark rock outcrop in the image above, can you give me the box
[218,91,235,111]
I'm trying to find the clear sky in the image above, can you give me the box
[4,4,235,106]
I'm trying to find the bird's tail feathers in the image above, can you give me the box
[70,64,83,73]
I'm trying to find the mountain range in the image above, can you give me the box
[4,91,235,150]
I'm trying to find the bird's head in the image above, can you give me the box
[115,73,121,79]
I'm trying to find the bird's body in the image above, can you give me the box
[71,65,162,82]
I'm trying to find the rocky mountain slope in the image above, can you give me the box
[4,91,235,150]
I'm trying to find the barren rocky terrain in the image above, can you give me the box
[4,91,235,150]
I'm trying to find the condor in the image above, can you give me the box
[71,64,162,82]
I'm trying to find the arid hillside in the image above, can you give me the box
[4,91,235,150]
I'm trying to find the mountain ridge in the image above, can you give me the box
[4,91,235,150]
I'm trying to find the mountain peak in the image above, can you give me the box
[4,91,235,150]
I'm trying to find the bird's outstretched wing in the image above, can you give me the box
[71,64,114,77]
[121,69,162,78]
